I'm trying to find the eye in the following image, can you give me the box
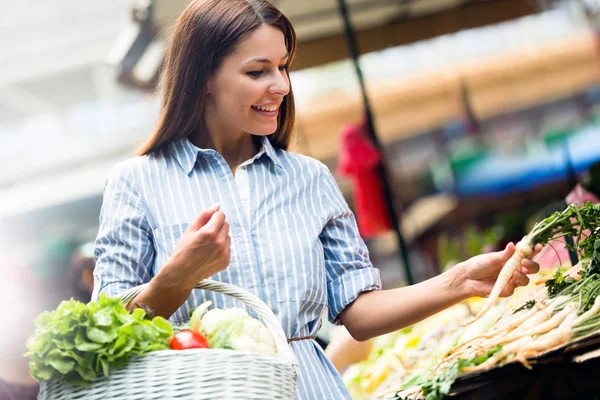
[247,70,264,78]
[278,65,288,72]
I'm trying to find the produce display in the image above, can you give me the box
[342,283,537,400]
[467,202,600,326]
[26,296,277,386]
[345,201,600,400]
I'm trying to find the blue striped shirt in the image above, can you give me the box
[92,135,381,399]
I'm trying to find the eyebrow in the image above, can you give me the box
[244,52,290,65]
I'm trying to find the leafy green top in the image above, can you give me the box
[26,294,173,385]
[415,346,502,400]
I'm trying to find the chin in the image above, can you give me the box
[250,125,278,136]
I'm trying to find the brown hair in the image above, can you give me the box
[137,0,297,156]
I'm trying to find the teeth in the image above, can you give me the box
[253,104,278,112]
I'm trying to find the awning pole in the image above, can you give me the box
[336,0,414,284]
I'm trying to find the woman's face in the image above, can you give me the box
[205,24,290,137]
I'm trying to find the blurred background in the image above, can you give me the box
[2,0,600,396]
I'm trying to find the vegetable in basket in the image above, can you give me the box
[25,294,173,385]
[170,330,210,350]
[189,301,277,357]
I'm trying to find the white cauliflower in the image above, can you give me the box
[189,301,277,357]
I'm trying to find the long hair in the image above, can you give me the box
[137,0,297,156]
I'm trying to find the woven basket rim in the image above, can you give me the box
[128,347,296,363]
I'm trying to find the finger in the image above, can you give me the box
[500,242,516,265]
[512,270,530,288]
[518,259,540,275]
[530,243,543,258]
[225,235,231,254]
[188,203,220,231]
[217,220,229,242]
[500,280,516,297]
[201,210,226,235]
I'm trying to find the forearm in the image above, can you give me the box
[126,264,194,319]
[340,265,469,341]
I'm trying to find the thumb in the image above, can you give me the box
[188,203,220,231]
[500,242,515,265]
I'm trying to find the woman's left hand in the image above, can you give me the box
[457,242,543,299]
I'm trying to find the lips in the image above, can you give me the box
[251,104,279,112]
[251,103,279,118]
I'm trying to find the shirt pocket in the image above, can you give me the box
[258,213,327,307]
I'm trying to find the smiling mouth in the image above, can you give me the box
[251,104,279,112]
[251,104,279,117]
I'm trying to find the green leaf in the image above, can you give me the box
[73,365,97,382]
[74,331,104,352]
[99,357,110,377]
[513,300,536,314]
[87,327,118,344]
[152,317,173,337]
[108,335,128,355]
[546,270,577,298]
[93,310,113,327]
[47,356,75,375]
[32,364,55,381]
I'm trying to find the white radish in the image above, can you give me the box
[491,301,545,335]
[515,313,578,369]
[452,303,542,355]
[464,240,533,326]
[461,335,534,373]
[500,303,576,344]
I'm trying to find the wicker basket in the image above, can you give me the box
[38,280,299,400]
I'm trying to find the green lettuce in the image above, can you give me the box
[26,294,172,385]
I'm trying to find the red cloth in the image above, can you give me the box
[337,121,392,238]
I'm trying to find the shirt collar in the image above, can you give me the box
[257,135,283,169]
[170,135,283,175]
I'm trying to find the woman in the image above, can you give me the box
[92,0,541,398]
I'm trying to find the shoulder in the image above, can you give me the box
[107,146,171,181]
[107,156,148,181]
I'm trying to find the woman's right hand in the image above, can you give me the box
[156,203,231,292]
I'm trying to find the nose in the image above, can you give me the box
[269,69,290,97]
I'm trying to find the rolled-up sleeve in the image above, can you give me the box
[91,163,154,301]
[318,163,382,324]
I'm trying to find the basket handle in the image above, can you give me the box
[119,280,297,364]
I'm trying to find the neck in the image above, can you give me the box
[190,124,259,172]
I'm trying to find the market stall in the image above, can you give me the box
[341,184,600,400]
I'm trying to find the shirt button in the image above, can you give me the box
[240,166,246,170]
[242,197,248,201]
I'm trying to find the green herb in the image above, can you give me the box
[529,203,600,261]
[580,239,600,279]
[420,346,502,400]
[512,300,536,314]
[26,294,173,385]
[546,270,577,298]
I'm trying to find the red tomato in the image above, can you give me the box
[169,330,210,350]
